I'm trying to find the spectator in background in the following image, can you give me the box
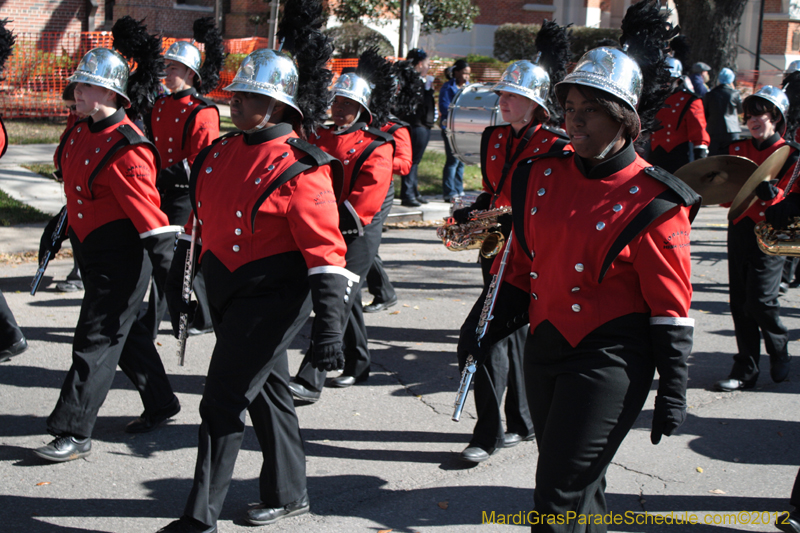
[704,68,742,156]
[439,59,470,202]
[690,62,711,97]
[396,48,435,207]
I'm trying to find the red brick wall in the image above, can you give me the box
[765,0,783,13]
[0,0,105,35]
[474,0,554,25]
[762,19,790,54]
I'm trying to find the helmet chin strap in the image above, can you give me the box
[336,110,361,133]
[244,98,276,134]
[594,125,625,160]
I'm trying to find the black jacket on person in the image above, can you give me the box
[704,84,742,136]
[398,85,435,129]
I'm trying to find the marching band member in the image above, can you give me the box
[156,1,353,530]
[647,56,710,172]
[364,59,419,313]
[34,17,181,462]
[715,86,800,392]
[143,17,224,337]
[477,1,698,526]
[289,47,395,401]
[0,20,27,363]
[452,20,572,464]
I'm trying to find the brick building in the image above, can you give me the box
[739,0,800,86]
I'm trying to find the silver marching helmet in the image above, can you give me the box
[491,60,550,117]
[666,56,683,78]
[68,48,131,108]
[555,47,643,137]
[223,49,302,118]
[332,72,373,123]
[744,85,790,136]
[164,40,202,80]
[787,60,800,74]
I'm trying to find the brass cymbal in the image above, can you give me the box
[728,145,791,221]
[673,155,759,206]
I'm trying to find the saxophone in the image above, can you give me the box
[755,219,800,256]
[436,205,512,259]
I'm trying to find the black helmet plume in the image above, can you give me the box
[0,19,15,79]
[390,59,423,119]
[193,17,225,95]
[355,46,393,128]
[535,20,572,126]
[112,16,165,119]
[669,34,690,67]
[783,70,800,141]
[620,0,679,141]
[278,0,334,136]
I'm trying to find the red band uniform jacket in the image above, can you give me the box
[496,141,699,347]
[150,88,220,171]
[382,120,412,176]
[649,88,710,173]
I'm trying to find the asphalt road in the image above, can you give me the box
[1,205,799,532]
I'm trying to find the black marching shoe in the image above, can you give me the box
[246,491,310,526]
[126,395,181,433]
[771,354,791,383]
[363,295,398,313]
[459,445,492,463]
[401,198,421,207]
[156,516,216,533]
[416,196,429,204]
[289,380,321,403]
[0,337,28,363]
[330,373,368,388]
[714,377,757,392]
[34,435,91,463]
[503,432,535,448]
[777,511,800,533]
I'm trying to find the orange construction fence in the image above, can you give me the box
[0,32,512,119]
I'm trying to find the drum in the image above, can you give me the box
[445,83,507,165]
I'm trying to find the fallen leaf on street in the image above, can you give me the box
[709,489,726,494]
[696,467,703,473]
[36,482,50,486]
[438,501,449,510]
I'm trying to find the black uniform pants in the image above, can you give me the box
[525,316,655,533]
[0,290,23,349]
[649,143,691,174]
[727,219,789,382]
[184,252,310,527]
[401,125,430,202]
[456,252,533,452]
[366,186,397,303]
[143,189,213,337]
[47,221,175,439]
[295,185,393,390]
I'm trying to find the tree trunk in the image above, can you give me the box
[673,0,749,80]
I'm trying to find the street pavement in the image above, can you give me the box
[0,145,799,532]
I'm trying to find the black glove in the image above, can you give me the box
[308,272,350,371]
[338,203,362,239]
[650,324,692,445]
[165,237,201,338]
[765,193,800,229]
[142,231,176,295]
[156,161,189,192]
[693,146,708,160]
[498,213,512,238]
[755,180,779,201]
[38,206,68,265]
[452,192,492,224]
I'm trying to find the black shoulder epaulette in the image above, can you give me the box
[365,126,395,146]
[192,94,216,108]
[644,165,701,211]
[388,118,410,130]
[542,123,570,140]
[286,136,337,167]
[784,140,800,152]
[87,123,161,193]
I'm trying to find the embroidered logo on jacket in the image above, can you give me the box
[663,230,690,250]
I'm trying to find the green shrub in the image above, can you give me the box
[569,27,622,57]
[494,23,623,64]
[224,53,248,73]
[325,23,394,58]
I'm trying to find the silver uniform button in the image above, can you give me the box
[596,222,606,230]
[572,304,581,312]
[235,228,242,235]
[542,138,548,143]
[531,207,537,215]
[613,204,622,212]
[760,202,766,206]
[84,159,90,165]
[214,153,219,158]
[168,149,173,153]
[70,139,74,145]
[77,127,81,132]
[282,152,289,158]
[534,148,540,153]
[494,144,500,149]
[76,186,82,191]
[233,245,240,252]
[348,148,356,154]
[498,133,503,139]
[77,199,83,205]
[491,155,497,160]
[155,137,158,141]
[532,293,538,299]
[346,287,352,294]
[575,263,584,272]
[95,148,100,153]
[629,186,639,194]
[530,272,538,279]
[735,146,740,151]
[199,220,203,225]
[537,188,545,196]
[255,178,261,184]
[527,159,532,163]
[268,165,275,170]
[181,109,186,113]
[107,137,112,142]
[571,287,580,292]
[197,201,201,207]
[169,137,173,142]
[168,159,173,163]
[222,140,228,145]
[544,168,551,176]
[77,213,83,218]
[156,117,160,121]
[206,167,212,173]
[175,118,180,122]
[344,160,350,165]
[759,212,765,217]
[236,211,242,217]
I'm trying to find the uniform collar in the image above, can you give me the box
[752,132,781,151]
[335,121,369,135]
[574,139,636,180]
[172,87,197,100]
[243,122,293,145]
[511,120,538,139]
[88,107,126,133]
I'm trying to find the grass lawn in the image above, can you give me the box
[5,118,69,145]
[22,163,57,179]
[397,149,482,198]
[0,188,52,226]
